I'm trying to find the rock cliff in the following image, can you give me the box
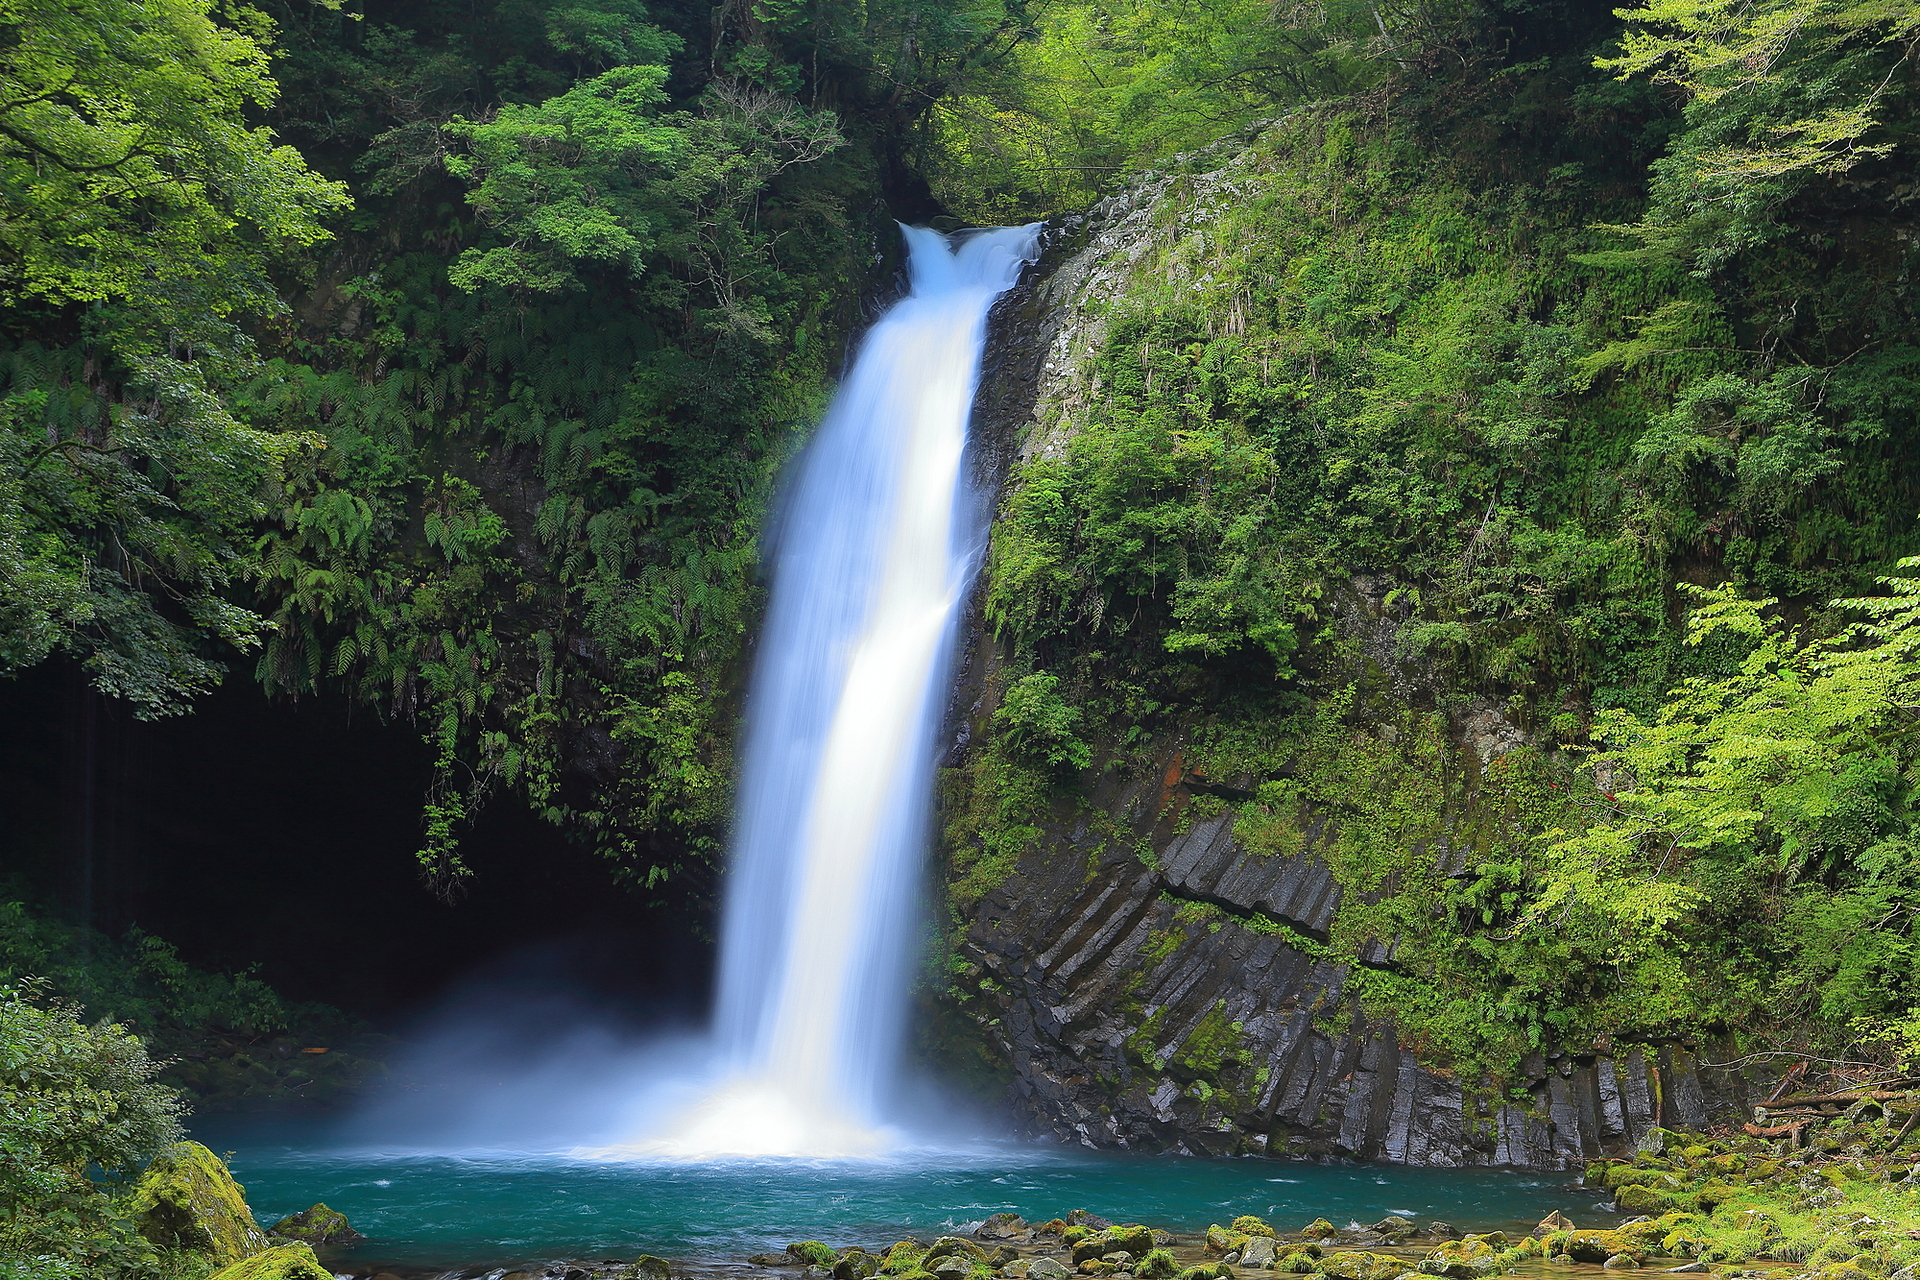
[944,140,1781,1171]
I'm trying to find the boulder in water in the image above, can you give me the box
[1533,1212,1575,1237]
[881,1243,930,1274]
[791,1243,840,1267]
[1320,1252,1415,1280]
[1370,1219,1416,1242]
[837,1251,882,1280]
[1240,1237,1277,1269]
[1135,1251,1180,1280]
[1068,1211,1114,1230]
[267,1203,364,1246]
[1028,1258,1074,1280]
[1207,1226,1252,1256]
[1234,1217,1277,1239]
[754,1255,798,1267]
[624,1258,672,1280]
[128,1141,271,1266]
[980,1215,1029,1241]
[1300,1220,1338,1241]
[204,1243,332,1280]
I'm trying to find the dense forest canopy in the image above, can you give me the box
[0,0,1917,1109]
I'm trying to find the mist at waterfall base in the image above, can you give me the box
[336,224,1042,1161]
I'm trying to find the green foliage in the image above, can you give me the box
[948,38,1920,1086]
[0,0,349,317]
[1600,0,1920,268]
[918,0,1382,219]
[0,0,349,716]
[1530,564,1920,1032]
[0,982,184,1278]
[995,672,1093,768]
[450,72,844,304]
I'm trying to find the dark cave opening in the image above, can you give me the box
[0,662,713,1031]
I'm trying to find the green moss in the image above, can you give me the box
[265,1204,359,1245]
[126,1142,269,1268]
[203,1244,330,1280]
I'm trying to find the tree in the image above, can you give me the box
[0,0,350,714]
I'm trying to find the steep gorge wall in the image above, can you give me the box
[941,132,1783,1170]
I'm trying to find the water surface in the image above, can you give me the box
[197,1119,1584,1270]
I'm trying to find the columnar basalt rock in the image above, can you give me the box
[954,796,1765,1166]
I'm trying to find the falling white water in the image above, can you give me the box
[638,223,1040,1158]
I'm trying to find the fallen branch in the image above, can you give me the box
[1744,1119,1814,1139]
[1760,1090,1915,1108]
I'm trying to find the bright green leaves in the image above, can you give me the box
[448,65,684,292]
[447,69,843,300]
[0,982,183,1272]
[0,0,347,714]
[0,0,349,325]
[1528,567,1920,1027]
[1600,0,1918,267]
[919,0,1381,219]
[996,672,1094,769]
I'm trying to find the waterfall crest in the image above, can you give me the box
[652,223,1039,1157]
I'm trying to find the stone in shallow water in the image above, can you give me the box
[980,1215,1029,1241]
[1028,1258,1074,1280]
[1240,1238,1277,1269]
[268,1203,364,1246]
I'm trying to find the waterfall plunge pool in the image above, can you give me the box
[194,1117,1586,1273]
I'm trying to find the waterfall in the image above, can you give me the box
[655,223,1040,1157]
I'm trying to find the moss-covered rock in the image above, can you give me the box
[1235,1217,1277,1239]
[1074,1226,1154,1263]
[204,1242,331,1280]
[882,1243,929,1274]
[1136,1249,1181,1279]
[1317,1251,1408,1280]
[1302,1220,1338,1240]
[266,1203,362,1245]
[837,1251,881,1279]
[1208,1226,1254,1256]
[1179,1267,1232,1280]
[1557,1231,1643,1265]
[928,1237,989,1263]
[791,1243,839,1267]
[1418,1238,1499,1280]
[623,1259,672,1280]
[127,1140,270,1266]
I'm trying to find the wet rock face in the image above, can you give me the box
[954,799,1769,1167]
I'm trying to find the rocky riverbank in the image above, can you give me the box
[153,1092,1920,1280]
